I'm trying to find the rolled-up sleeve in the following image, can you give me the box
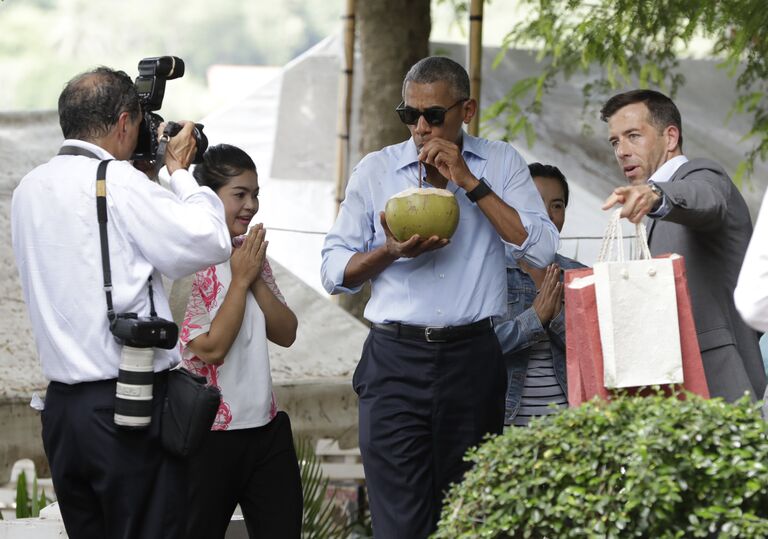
[494,306,547,355]
[499,149,558,268]
[321,167,374,295]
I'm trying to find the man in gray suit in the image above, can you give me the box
[600,89,766,402]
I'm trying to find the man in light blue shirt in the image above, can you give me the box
[321,56,557,538]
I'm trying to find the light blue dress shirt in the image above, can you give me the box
[321,133,558,325]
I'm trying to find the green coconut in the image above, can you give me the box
[384,187,460,242]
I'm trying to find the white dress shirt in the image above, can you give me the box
[321,133,558,325]
[734,186,768,331]
[647,155,689,218]
[12,140,231,384]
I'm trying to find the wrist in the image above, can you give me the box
[166,161,182,175]
[466,177,492,203]
[381,243,400,262]
[534,307,550,326]
[459,176,480,191]
[648,181,664,212]
[230,277,252,292]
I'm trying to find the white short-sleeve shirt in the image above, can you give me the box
[180,259,284,430]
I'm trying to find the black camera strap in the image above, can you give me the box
[58,146,100,159]
[95,160,117,323]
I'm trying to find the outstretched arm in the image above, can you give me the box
[603,165,729,229]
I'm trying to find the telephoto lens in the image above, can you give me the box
[114,346,155,428]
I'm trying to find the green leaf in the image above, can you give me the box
[15,471,30,519]
[433,394,768,538]
[31,476,39,517]
[295,437,354,538]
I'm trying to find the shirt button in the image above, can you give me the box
[437,309,443,315]
[439,273,445,279]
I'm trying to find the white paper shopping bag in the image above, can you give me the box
[593,211,683,389]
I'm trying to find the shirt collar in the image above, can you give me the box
[648,155,688,184]
[60,139,117,160]
[394,131,488,172]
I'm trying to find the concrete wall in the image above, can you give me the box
[0,400,47,485]
[274,378,358,449]
[0,377,359,484]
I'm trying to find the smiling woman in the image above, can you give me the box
[181,143,302,538]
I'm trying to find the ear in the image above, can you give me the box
[462,98,477,125]
[664,124,681,152]
[116,111,131,138]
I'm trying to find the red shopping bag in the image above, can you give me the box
[564,254,710,406]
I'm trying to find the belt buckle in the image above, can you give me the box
[424,326,447,343]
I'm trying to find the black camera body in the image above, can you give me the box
[131,56,207,163]
[110,312,179,349]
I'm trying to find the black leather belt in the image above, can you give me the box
[371,318,493,343]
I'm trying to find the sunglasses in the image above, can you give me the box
[395,99,467,126]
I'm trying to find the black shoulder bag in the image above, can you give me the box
[61,145,221,457]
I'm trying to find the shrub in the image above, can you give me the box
[14,471,49,519]
[295,437,357,539]
[433,394,768,538]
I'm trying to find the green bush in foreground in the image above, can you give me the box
[434,394,768,539]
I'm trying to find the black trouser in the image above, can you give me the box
[41,372,186,539]
[354,327,506,539]
[185,411,303,539]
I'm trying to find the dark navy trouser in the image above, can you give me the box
[42,373,186,539]
[354,327,506,539]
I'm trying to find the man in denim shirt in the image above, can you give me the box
[495,163,586,426]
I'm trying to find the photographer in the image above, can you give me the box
[11,66,231,538]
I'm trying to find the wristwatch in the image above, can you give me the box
[648,181,664,211]
[466,178,492,203]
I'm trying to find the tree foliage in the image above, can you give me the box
[0,0,341,118]
[485,0,768,182]
[295,437,352,538]
[434,394,768,538]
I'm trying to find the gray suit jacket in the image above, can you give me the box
[648,158,766,401]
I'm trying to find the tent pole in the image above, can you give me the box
[468,0,483,137]
[335,0,356,215]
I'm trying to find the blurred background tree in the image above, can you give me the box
[0,0,518,120]
[336,0,431,321]
[0,0,344,118]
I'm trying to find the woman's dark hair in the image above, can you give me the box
[193,144,257,192]
[528,162,569,207]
